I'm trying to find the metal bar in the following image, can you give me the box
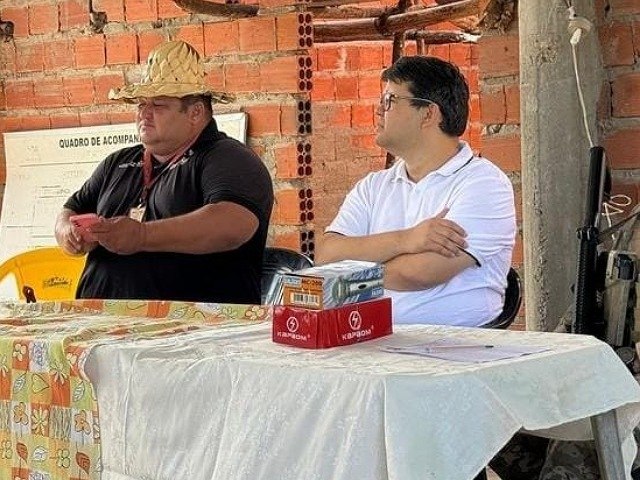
[591,409,626,480]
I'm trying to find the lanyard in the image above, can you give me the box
[139,136,198,206]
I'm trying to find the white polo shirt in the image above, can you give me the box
[327,142,516,326]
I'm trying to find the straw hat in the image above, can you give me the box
[108,40,231,103]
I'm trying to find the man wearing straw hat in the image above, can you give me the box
[55,40,274,304]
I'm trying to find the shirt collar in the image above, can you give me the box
[391,141,474,183]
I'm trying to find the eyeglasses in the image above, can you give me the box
[379,92,436,112]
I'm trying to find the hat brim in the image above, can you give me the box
[108,82,231,104]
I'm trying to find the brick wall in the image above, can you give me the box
[598,0,640,220]
[0,0,315,253]
[310,36,483,230]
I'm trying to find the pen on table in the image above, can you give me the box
[424,344,495,350]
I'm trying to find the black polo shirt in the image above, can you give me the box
[65,120,274,304]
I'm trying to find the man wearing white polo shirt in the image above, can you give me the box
[317,56,516,327]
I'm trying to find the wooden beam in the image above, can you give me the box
[171,0,258,18]
[314,0,480,42]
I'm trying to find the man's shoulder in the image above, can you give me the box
[103,144,144,167]
[460,156,512,187]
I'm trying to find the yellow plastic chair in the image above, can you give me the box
[0,247,86,302]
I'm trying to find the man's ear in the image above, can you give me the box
[420,104,437,128]
[189,102,205,123]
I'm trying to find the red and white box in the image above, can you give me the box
[273,297,393,349]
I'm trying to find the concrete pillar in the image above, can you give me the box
[519,2,602,331]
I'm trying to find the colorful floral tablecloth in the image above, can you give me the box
[0,300,271,480]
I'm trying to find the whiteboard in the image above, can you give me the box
[0,113,247,263]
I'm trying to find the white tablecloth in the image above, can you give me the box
[86,323,640,480]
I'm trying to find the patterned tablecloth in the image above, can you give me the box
[0,300,270,480]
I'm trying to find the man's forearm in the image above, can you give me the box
[142,202,258,254]
[316,231,407,265]
[384,251,475,291]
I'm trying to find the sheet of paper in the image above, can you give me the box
[381,338,550,363]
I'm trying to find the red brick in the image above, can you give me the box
[224,63,260,93]
[138,31,165,60]
[273,231,301,251]
[93,0,124,22]
[0,82,4,110]
[280,105,299,135]
[16,41,44,72]
[59,0,88,30]
[310,75,335,101]
[427,44,450,61]
[157,0,188,18]
[176,24,205,56]
[28,4,59,35]
[480,85,506,124]
[462,66,479,93]
[604,128,640,169]
[260,56,301,93]
[50,113,80,129]
[342,46,360,70]
[1,7,29,37]
[351,135,381,158]
[612,72,640,117]
[512,233,523,266]
[1,117,22,132]
[238,17,276,54]
[106,33,138,65]
[75,35,106,68]
[352,104,375,128]
[449,44,472,68]
[598,21,634,67]
[94,73,125,104]
[609,0,640,14]
[314,104,350,129]
[80,112,110,126]
[205,67,224,91]
[246,105,281,136]
[124,0,158,22]
[358,73,381,100]
[276,13,303,52]
[610,181,639,218]
[273,189,302,225]
[64,76,95,106]
[335,75,358,100]
[108,111,136,123]
[20,116,51,131]
[469,94,481,123]
[4,80,34,109]
[34,78,65,108]
[274,144,299,179]
[204,21,239,56]
[0,43,16,73]
[481,133,521,172]
[44,39,74,71]
[358,45,384,70]
[479,34,519,78]
[504,84,520,124]
[316,46,341,71]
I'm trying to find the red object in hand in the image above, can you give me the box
[69,213,101,242]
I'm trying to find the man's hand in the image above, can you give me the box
[402,208,467,257]
[55,212,98,256]
[91,216,147,255]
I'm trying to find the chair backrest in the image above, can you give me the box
[0,247,86,302]
[482,267,522,330]
[261,247,313,304]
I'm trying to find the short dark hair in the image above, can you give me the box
[381,56,469,137]
[179,94,213,117]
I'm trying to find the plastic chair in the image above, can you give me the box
[0,247,86,302]
[482,267,523,330]
[473,267,523,480]
[261,246,313,304]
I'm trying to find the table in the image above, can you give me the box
[87,318,640,479]
[1,300,639,480]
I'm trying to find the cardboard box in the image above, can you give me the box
[273,297,392,349]
[275,260,384,310]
